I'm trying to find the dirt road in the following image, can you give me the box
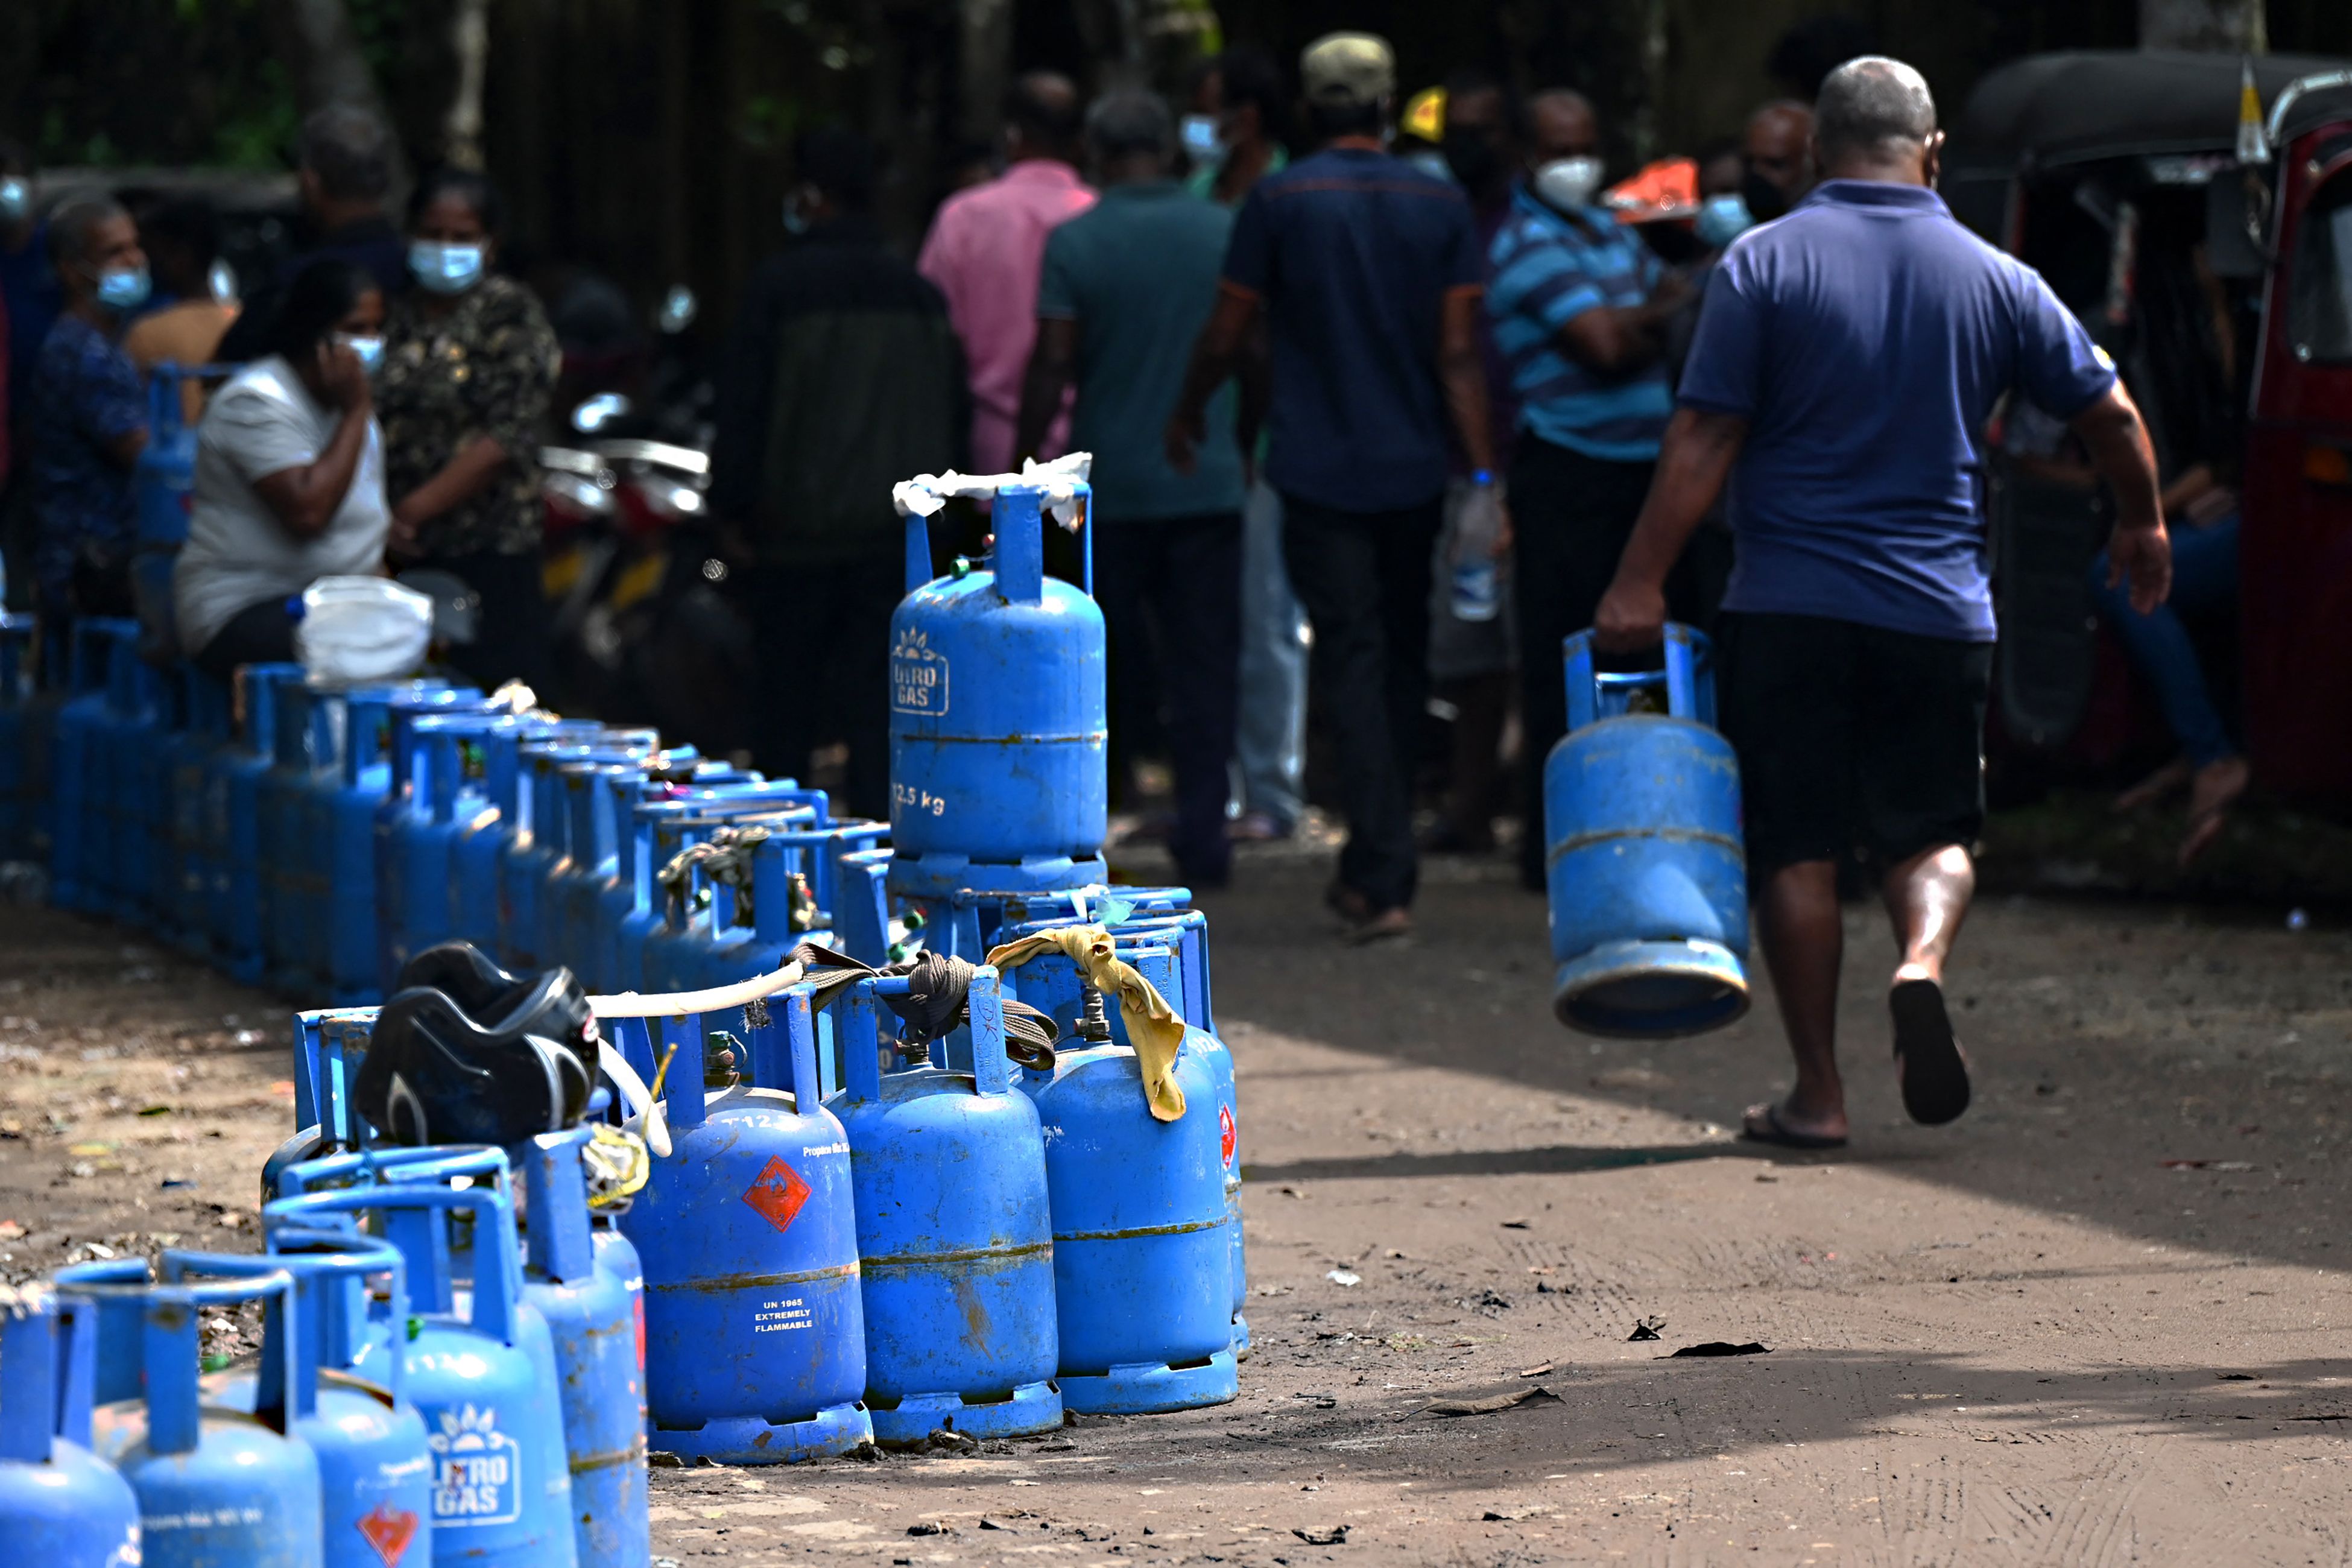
[5,856,2351,1565]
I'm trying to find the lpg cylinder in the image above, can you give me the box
[827,969,1062,1443]
[166,1241,434,1568]
[372,691,499,990]
[261,678,323,990]
[617,997,869,1463]
[93,627,161,922]
[886,480,1107,902]
[140,667,193,946]
[97,1269,327,1567]
[584,763,756,990]
[504,730,659,970]
[0,613,42,863]
[643,804,827,1002]
[1544,625,1749,1037]
[324,686,470,1005]
[265,1180,582,1567]
[621,790,816,994]
[161,666,229,956]
[220,663,306,982]
[513,1128,650,1566]
[450,718,604,959]
[1014,943,1235,1412]
[543,749,684,974]
[0,1283,142,1567]
[49,619,136,912]
[130,365,197,662]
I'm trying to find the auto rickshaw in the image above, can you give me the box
[1945,51,2352,812]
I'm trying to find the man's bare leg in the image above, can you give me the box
[1745,858,1847,1144]
[1881,843,1975,1124]
[1883,843,1974,986]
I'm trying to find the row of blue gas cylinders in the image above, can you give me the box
[284,895,1248,1467]
[9,618,905,1005]
[5,1125,638,1568]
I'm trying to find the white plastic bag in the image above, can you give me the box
[295,575,434,685]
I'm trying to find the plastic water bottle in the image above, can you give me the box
[1449,473,1502,623]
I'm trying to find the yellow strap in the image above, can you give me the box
[985,926,1187,1122]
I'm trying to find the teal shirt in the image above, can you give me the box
[1036,181,1244,521]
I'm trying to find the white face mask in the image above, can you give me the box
[1532,155,1605,213]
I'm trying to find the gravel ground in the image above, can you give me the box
[5,850,2351,1565]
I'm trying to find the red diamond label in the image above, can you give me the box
[742,1155,812,1233]
[1219,1105,1237,1169]
[357,1502,420,1566]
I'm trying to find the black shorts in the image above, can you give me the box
[1718,612,1993,879]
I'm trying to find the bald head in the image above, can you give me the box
[1005,71,1083,163]
[1813,56,1938,180]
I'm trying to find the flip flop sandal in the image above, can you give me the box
[1739,1101,1847,1151]
[1891,978,1971,1125]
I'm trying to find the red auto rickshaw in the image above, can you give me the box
[1947,51,2352,812]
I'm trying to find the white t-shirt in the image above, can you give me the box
[175,355,392,654]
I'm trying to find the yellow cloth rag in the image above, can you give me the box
[985,925,1187,1122]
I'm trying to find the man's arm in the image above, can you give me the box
[1438,286,1496,476]
[1592,406,1748,650]
[1014,317,1077,470]
[2070,379,2170,615]
[1557,273,1690,375]
[1166,286,1258,476]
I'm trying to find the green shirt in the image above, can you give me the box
[1036,181,1244,522]
[1185,145,1289,206]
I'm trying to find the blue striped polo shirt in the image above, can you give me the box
[1485,185,1674,463]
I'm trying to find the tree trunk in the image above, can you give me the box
[957,0,1014,148]
[444,0,490,169]
[2140,0,2268,52]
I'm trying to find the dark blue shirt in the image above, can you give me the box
[28,314,145,604]
[1680,180,2115,640]
[1221,147,1482,513]
[1486,186,1674,462]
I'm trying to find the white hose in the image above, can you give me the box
[587,961,810,1160]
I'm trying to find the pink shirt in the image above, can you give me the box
[918,160,1096,475]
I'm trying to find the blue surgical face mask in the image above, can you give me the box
[1181,113,1225,166]
[409,239,486,295]
[1695,192,1753,250]
[0,177,29,224]
[337,332,385,373]
[93,262,151,312]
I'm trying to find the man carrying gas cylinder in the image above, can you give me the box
[1592,57,2168,1148]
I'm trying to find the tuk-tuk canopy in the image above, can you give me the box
[1943,51,2352,240]
[1949,51,2350,175]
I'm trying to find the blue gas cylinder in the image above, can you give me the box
[139,665,192,943]
[265,1179,582,1567]
[624,791,817,995]
[261,678,323,990]
[93,1268,327,1567]
[887,482,1107,901]
[1012,942,1235,1412]
[615,996,869,1462]
[583,763,753,991]
[501,741,593,970]
[447,719,604,961]
[513,1128,649,1567]
[643,803,832,1005]
[166,1241,434,1568]
[827,969,1062,1443]
[320,685,461,1005]
[0,1283,142,1567]
[220,665,306,982]
[50,620,139,912]
[1544,625,1749,1036]
[92,628,162,922]
[160,666,229,956]
[542,748,671,974]
[0,613,41,862]
[373,695,498,990]
[131,367,197,663]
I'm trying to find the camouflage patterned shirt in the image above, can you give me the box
[379,274,560,558]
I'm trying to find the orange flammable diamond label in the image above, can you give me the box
[741,1155,812,1233]
[358,1502,420,1566]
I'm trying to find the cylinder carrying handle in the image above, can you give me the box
[264,1183,521,1345]
[1563,622,1715,731]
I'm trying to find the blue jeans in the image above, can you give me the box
[2088,512,2239,767]
[1233,478,1307,828]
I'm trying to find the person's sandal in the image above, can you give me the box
[1891,978,1971,1125]
[1343,906,1412,946]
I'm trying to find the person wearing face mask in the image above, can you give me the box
[122,196,241,427]
[376,167,560,692]
[25,198,151,634]
[1741,100,1815,226]
[710,125,966,822]
[175,259,388,679]
[1187,46,1289,210]
[1484,89,1696,891]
